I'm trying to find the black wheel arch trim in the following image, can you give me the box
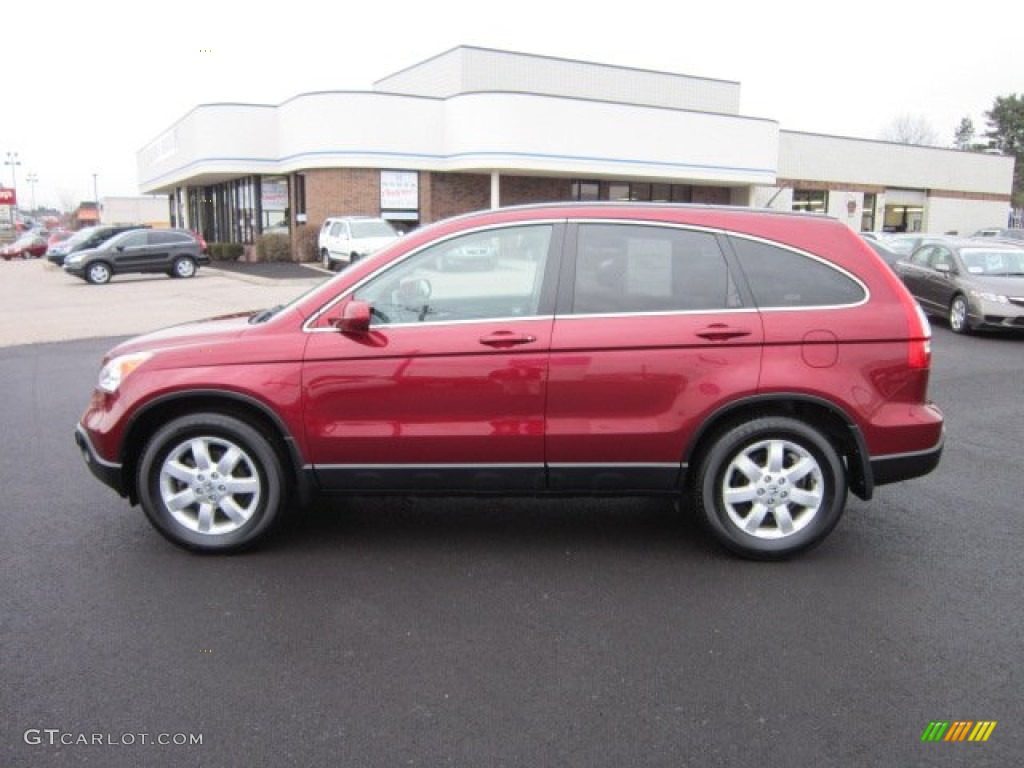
[683,393,874,501]
[121,388,312,505]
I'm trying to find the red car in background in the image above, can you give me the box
[47,229,73,247]
[1,233,48,260]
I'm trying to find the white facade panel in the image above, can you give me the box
[779,131,1013,194]
[923,197,1011,235]
[441,93,776,183]
[139,91,778,194]
[275,93,445,172]
[138,105,278,191]
[376,46,741,115]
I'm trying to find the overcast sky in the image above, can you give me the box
[3,0,1020,211]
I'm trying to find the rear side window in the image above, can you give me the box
[148,231,191,245]
[572,224,740,314]
[729,236,865,308]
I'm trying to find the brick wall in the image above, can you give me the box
[499,176,574,207]
[422,173,490,223]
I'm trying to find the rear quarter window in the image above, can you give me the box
[729,236,866,308]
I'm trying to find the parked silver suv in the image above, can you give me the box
[318,216,399,270]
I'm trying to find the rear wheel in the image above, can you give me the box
[321,249,333,271]
[85,261,112,285]
[695,416,847,559]
[949,294,971,334]
[137,413,287,552]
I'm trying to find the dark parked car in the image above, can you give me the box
[860,235,900,269]
[882,234,952,258]
[75,203,943,559]
[47,224,149,266]
[63,228,208,284]
[1,233,48,260]
[895,239,1024,334]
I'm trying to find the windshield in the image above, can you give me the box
[350,220,397,239]
[64,227,99,246]
[960,248,1024,276]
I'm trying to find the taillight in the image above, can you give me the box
[907,303,932,370]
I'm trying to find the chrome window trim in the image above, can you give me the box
[303,219,563,333]
[558,307,757,320]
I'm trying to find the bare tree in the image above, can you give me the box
[56,187,78,214]
[879,114,939,146]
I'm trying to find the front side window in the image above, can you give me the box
[910,245,934,267]
[355,225,552,326]
[572,225,739,314]
[329,222,345,238]
[730,237,866,308]
[116,231,148,248]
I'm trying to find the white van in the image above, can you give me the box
[318,217,399,270]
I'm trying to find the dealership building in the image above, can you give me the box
[137,46,1015,253]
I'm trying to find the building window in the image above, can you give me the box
[861,193,877,232]
[571,180,600,201]
[792,190,828,214]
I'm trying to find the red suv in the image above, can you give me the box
[75,204,943,559]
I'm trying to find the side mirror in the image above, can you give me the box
[335,300,370,333]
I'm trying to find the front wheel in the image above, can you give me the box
[85,261,112,285]
[949,295,971,334]
[321,249,333,271]
[695,416,847,560]
[137,413,287,552]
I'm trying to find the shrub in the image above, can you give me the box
[254,234,292,262]
[207,243,244,261]
[294,226,320,263]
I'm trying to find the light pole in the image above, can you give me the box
[4,151,20,200]
[26,173,38,213]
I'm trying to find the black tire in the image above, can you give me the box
[695,416,847,560]
[171,255,197,279]
[949,294,972,335]
[321,249,333,271]
[84,261,112,285]
[137,413,286,552]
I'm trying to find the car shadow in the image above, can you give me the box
[273,495,719,558]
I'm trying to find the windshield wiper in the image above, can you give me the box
[249,305,283,324]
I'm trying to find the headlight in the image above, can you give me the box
[65,252,85,265]
[98,352,153,393]
[969,290,1009,304]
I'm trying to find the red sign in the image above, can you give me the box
[0,188,15,206]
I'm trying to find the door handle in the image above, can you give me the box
[695,324,752,341]
[479,331,537,347]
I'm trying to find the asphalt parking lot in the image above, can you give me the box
[1,261,1022,766]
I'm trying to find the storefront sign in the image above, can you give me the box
[0,188,16,206]
[261,180,288,211]
[380,171,418,210]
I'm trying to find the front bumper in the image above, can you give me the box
[74,424,126,497]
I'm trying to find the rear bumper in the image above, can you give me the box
[869,428,945,486]
[75,424,126,497]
